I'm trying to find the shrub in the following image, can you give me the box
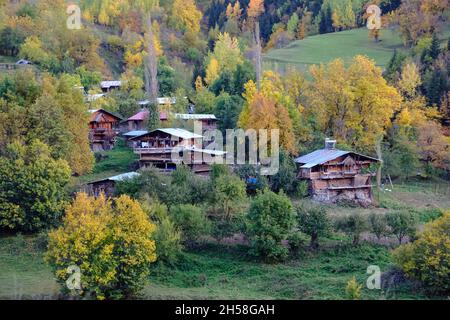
[295,181,309,198]
[368,213,389,240]
[297,205,331,249]
[246,190,296,262]
[45,194,157,300]
[392,212,449,294]
[335,213,368,245]
[345,277,362,300]
[386,210,417,244]
[141,199,183,265]
[170,204,210,245]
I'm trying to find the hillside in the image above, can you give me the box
[264,26,450,74]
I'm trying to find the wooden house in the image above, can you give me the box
[130,128,225,175]
[125,109,168,132]
[84,172,140,198]
[88,109,123,152]
[100,81,122,93]
[295,139,379,206]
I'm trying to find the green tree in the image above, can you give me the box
[297,205,331,249]
[368,213,389,241]
[170,204,210,245]
[214,174,247,219]
[386,210,417,244]
[246,190,296,262]
[0,140,71,232]
[335,213,368,245]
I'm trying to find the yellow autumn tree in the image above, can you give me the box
[393,211,450,294]
[171,0,202,34]
[307,55,402,152]
[205,58,220,85]
[46,193,157,300]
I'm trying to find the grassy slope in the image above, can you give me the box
[0,180,446,300]
[263,27,450,74]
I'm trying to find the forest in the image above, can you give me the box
[0,0,449,301]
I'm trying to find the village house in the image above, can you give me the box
[100,80,122,93]
[130,128,225,175]
[88,109,123,152]
[125,109,169,132]
[295,139,379,206]
[84,172,140,198]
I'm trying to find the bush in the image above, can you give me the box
[170,204,210,245]
[295,181,309,198]
[335,213,368,245]
[368,213,389,240]
[45,194,157,300]
[297,205,331,249]
[392,212,450,294]
[246,190,296,262]
[345,277,362,300]
[386,210,417,244]
[141,199,183,265]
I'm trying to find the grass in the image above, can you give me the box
[1,176,447,300]
[263,26,450,75]
[0,236,431,300]
[69,138,138,189]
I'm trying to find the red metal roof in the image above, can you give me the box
[128,109,168,121]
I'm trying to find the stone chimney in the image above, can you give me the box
[325,138,337,150]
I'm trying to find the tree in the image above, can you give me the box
[297,205,331,249]
[393,212,449,294]
[307,56,402,151]
[205,58,220,85]
[0,140,71,233]
[286,13,299,36]
[247,0,265,88]
[46,194,157,299]
[397,62,421,99]
[246,190,296,262]
[214,93,243,133]
[0,26,25,56]
[169,204,210,245]
[270,150,297,194]
[386,210,417,244]
[171,0,202,34]
[368,213,389,240]
[213,174,247,220]
[345,277,362,300]
[335,213,368,245]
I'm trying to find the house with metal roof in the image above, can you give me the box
[130,128,224,175]
[85,172,140,197]
[295,139,380,206]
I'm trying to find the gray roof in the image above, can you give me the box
[101,81,122,89]
[123,130,148,137]
[87,172,140,185]
[109,172,140,181]
[131,128,203,140]
[295,149,379,169]
[174,113,217,120]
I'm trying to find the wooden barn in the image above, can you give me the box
[130,128,225,175]
[295,139,379,206]
[84,172,140,198]
[88,109,123,152]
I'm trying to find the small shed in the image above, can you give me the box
[85,172,140,198]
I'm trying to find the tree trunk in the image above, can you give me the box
[310,232,318,249]
[375,137,383,190]
[144,12,159,104]
[253,21,262,90]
